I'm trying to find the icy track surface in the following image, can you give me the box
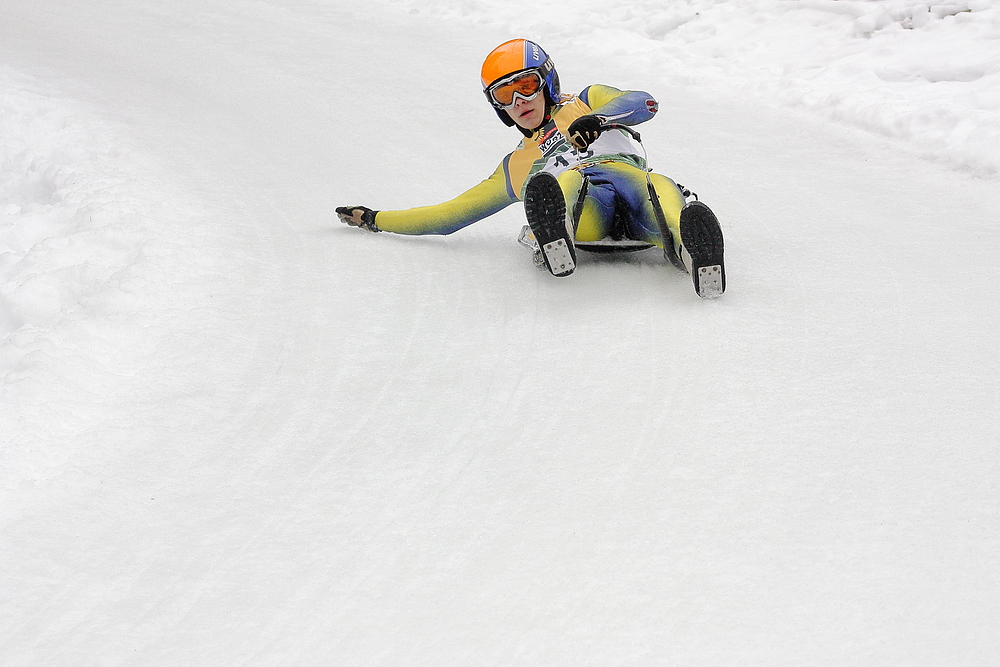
[2,1,999,665]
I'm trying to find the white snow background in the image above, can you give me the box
[2,1,999,665]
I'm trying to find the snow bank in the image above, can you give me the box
[1,70,143,340]
[393,0,1000,176]
[0,66,207,488]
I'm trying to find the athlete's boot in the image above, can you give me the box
[523,172,576,277]
[679,200,726,298]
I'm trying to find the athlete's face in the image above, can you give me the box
[510,94,546,131]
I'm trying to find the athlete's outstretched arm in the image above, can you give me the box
[337,162,517,236]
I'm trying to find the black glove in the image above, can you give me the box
[567,115,604,151]
[336,206,380,232]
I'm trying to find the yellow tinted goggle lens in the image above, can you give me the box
[490,73,542,107]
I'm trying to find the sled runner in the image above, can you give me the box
[518,226,654,270]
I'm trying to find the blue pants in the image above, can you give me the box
[556,162,685,253]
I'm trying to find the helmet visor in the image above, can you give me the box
[487,70,543,109]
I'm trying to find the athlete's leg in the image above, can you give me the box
[646,172,685,253]
[614,167,684,248]
[556,169,614,242]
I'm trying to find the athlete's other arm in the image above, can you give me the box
[567,84,658,150]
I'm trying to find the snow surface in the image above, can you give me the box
[2,1,999,665]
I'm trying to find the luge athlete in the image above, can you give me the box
[337,39,725,297]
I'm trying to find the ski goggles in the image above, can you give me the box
[486,70,544,109]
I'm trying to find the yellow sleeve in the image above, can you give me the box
[578,84,658,126]
[374,162,517,235]
[581,84,624,109]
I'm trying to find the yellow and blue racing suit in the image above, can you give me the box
[373,84,685,251]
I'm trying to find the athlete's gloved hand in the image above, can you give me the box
[336,206,380,232]
[567,115,604,151]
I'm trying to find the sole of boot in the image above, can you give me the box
[524,172,575,277]
[680,201,726,298]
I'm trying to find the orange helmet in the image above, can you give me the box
[481,39,560,126]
